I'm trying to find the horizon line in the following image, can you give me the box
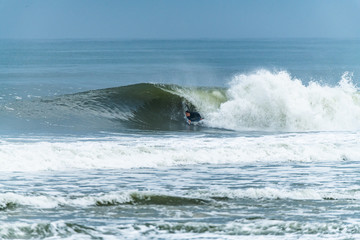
[1,37,360,41]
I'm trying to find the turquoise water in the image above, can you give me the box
[1,39,360,239]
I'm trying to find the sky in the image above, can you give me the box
[0,0,360,39]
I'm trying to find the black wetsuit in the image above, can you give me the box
[186,112,202,122]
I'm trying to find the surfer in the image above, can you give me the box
[185,110,203,124]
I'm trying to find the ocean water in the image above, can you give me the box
[1,39,360,239]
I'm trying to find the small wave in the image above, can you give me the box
[127,192,209,206]
[2,185,360,211]
[0,191,209,210]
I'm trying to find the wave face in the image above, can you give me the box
[2,83,227,132]
[2,70,360,133]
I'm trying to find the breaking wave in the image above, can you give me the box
[206,70,360,131]
[2,69,360,132]
[2,187,360,210]
[0,191,208,210]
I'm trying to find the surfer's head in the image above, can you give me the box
[185,111,190,117]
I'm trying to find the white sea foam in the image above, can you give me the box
[1,220,358,240]
[0,192,133,209]
[195,187,360,200]
[125,220,360,239]
[190,70,360,131]
[0,220,103,239]
[0,131,359,171]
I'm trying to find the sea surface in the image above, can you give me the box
[1,39,360,239]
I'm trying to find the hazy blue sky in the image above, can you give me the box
[0,0,360,39]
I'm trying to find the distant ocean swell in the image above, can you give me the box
[2,69,360,132]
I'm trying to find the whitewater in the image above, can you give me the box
[1,39,360,239]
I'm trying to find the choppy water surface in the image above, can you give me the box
[2,160,360,239]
